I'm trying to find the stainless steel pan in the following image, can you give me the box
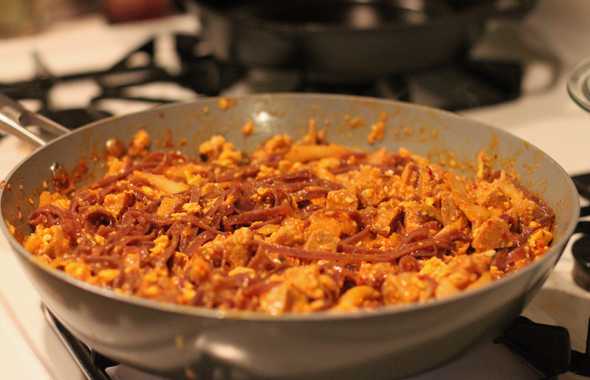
[0,93,579,379]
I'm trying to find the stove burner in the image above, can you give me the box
[245,58,522,111]
[404,59,522,111]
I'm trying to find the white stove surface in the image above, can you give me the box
[1,2,590,379]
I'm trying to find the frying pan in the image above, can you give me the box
[0,93,579,379]
[190,0,538,83]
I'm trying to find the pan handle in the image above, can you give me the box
[0,94,70,147]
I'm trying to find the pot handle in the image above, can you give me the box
[0,94,70,148]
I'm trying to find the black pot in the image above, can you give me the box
[190,0,537,83]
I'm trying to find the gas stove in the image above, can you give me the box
[1,2,590,380]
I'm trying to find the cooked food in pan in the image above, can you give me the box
[22,127,555,315]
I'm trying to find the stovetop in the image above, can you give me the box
[0,32,525,129]
[2,3,590,379]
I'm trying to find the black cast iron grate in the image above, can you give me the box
[0,34,243,129]
[0,33,523,129]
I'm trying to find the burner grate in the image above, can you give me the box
[43,306,590,380]
[0,33,524,131]
[497,316,590,379]
[0,34,242,129]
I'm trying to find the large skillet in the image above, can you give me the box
[0,93,579,379]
